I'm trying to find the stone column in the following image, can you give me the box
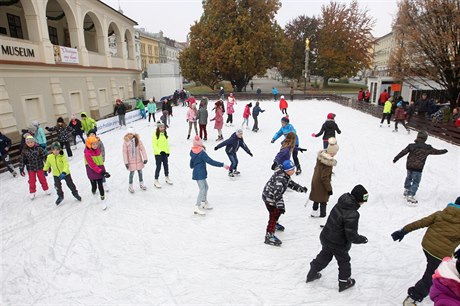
[0,78,19,141]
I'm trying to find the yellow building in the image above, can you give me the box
[139,29,160,70]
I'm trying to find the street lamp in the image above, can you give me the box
[304,38,310,93]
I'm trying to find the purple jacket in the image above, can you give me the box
[84,146,105,180]
[274,147,292,166]
[430,278,460,306]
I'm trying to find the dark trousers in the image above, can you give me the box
[265,202,281,233]
[0,154,15,174]
[309,244,351,280]
[199,124,207,139]
[54,174,78,197]
[59,141,72,157]
[90,179,104,197]
[148,112,156,122]
[281,108,288,115]
[226,114,233,124]
[380,113,391,124]
[154,154,169,179]
[227,152,238,172]
[312,202,327,217]
[408,250,441,302]
[395,120,408,131]
[292,150,300,170]
[118,114,126,126]
[322,139,329,149]
[252,116,259,130]
[72,133,85,146]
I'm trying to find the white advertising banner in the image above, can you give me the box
[96,110,142,135]
[54,46,79,64]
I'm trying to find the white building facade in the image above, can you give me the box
[0,0,140,141]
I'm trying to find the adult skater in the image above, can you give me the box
[312,113,341,149]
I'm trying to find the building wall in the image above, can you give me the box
[373,32,396,76]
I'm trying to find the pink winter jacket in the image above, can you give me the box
[243,105,251,119]
[122,136,148,172]
[227,97,236,115]
[186,108,198,122]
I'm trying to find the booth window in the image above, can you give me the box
[7,14,23,39]
[48,26,58,45]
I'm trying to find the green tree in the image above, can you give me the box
[179,0,286,91]
[316,1,374,87]
[389,0,460,103]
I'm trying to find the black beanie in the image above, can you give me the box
[351,184,369,203]
[415,131,428,143]
[57,117,64,123]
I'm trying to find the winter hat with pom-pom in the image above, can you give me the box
[193,135,203,147]
[327,113,336,120]
[326,137,339,155]
[281,95,285,99]
[281,160,295,172]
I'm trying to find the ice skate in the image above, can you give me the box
[264,232,282,246]
[128,184,135,193]
[154,180,162,188]
[55,196,64,205]
[310,209,320,218]
[165,176,173,185]
[72,145,77,150]
[68,156,73,161]
[140,182,147,191]
[403,296,418,306]
[187,134,190,140]
[29,193,36,200]
[406,195,418,205]
[379,124,382,127]
[233,170,240,175]
[306,272,322,283]
[101,196,107,210]
[387,124,391,127]
[392,129,398,132]
[275,223,285,232]
[45,189,52,195]
[228,171,235,177]
[338,278,356,292]
[12,171,17,178]
[201,201,213,210]
[193,206,206,215]
[73,193,82,201]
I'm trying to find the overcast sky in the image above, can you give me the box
[103,0,399,42]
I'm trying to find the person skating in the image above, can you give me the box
[190,135,229,216]
[252,101,265,132]
[0,131,17,177]
[271,132,296,171]
[123,127,148,193]
[279,95,288,115]
[393,102,410,134]
[242,102,252,129]
[87,129,109,192]
[429,247,460,306]
[380,97,393,127]
[114,99,127,128]
[152,121,172,188]
[309,137,339,218]
[226,93,236,126]
[186,103,198,140]
[69,113,85,149]
[43,142,81,205]
[147,98,157,125]
[312,113,342,149]
[306,185,369,292]
[81,112,97,135]
[210,100,224,141]
[391,197,460,306]
[393,131,448,204]
[271,116,303,175]
[214,128,253,177]
[31,120,47,153]
[45,117,74,159]
[198,99,208,141]
[262,160,308,246]
[19,135,51,199]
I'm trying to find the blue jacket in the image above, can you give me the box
[0,133,12,156]
[274,147,291,165]
[272,123,299,146]
[215,133,252,155]
[252,105,265,118]
[190,148,223,180]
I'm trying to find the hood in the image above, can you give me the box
[81,112,88,118]
[442,205,460,224]
[317,150,337,167]
[190,148,205,163]
[191,146,204,154]
[337,193,361,210]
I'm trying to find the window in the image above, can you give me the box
[7,14,23,39]
[148,45,152,55]
[70,92,83,113]
[48,26,58,45]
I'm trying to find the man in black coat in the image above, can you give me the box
[0,132,17,177]
[306,185,369,292]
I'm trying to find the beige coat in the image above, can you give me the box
[309,150,336,203]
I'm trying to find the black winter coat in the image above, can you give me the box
[215,133,252,155]
[46,124,72,142]
[262,169,303,211]
[20,144,46,172]
[315,120,341,140]
[0,133,12,156]
[320,193,367,251]
[69,119,84,136]
[114,103,127,115]
[393,141,447,172]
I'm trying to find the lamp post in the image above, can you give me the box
[304,38,310,93]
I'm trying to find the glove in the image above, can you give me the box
[298,148,307,153]
[299,186,308,193]
[143,160,148,164]
[101,171,111,178]
[48,168,52,173]
[44,171,48,177]
[59,172,67,180]
[391,229,406,242]
[359,236,368,244]
[45,127,51,131]
[271,162,277,170]
[125,164,129,169]
[328,190,333,196]
[270,139,275,143]
[224,164,230,170]
[20,169,25,177]
[393,159,397,163]
[279,208,285,214]
[160,151,166,156]
[249,152,253,157]
[214,146,218,151]
[311,133,316,137]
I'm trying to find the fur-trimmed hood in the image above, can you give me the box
[317,150,337,167]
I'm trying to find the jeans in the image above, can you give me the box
[404,170,422,196]
[154,154,169,179]
[227,152,238,172]
[408,250,441,302]
[196,179,209,205]
[309,244,352,280]
[118,114,126,126]
[129,170,143,184]
[72,134,85,146]
[252,116,259,130]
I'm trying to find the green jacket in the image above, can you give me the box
[136,99,145,110]
[43,152,70,176]
[152,132,170,155]
[403,204,460,260]
[383,100,392,114]
[81,112,97,134]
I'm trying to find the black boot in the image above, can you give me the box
[73,193,82,201]
[187,134,190,140]
[338,278,356,292]
[320,203,327,218]
[275,223,285,232]
[56,196,64,205]
[306,271,321,283]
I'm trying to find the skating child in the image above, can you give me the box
[429,246,460,305]
[43,142,81,205]
[271,116,303,175]
[147,98,157,124]
[279,95,288,115]
[309,137,339,218]
[45,117,74,159]
[198,99,208,140]
[226,93,235,126]
[84,136,111,210]
[114,99,127,128]
[31,120,47,152]
[123,127,148,193]
[69,114,85,149]
[214,128,253,177]
[306,185,369,292]
[152,121,172,188]
[252,101,265,132]
[312,113,342,149]
[393,102,410,133]
[210,100,224,141]
[391,197,460,306]
[87,129,108,192]
[186,103,198,140]
[0,131,17,177]
[160,110,169,129]
[262,160,308,246]
[19,135,51,199]
[271,132,296,171]
[81,112,97,135]
[135,98,146,120]
[190,135,228,216]
[393,131,448,204]
[380,97,393,127]
[242,102,252,129]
